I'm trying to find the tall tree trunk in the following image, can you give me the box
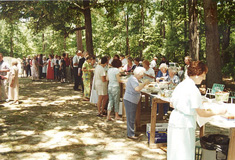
[64,36,67,51]
[222,23,230,65]
[10,24,14,57]
[140,1,144,58]
[188,0,199,60]
[160,0,165,39]
[42,33,46,52]
[83,0,94,55]
[184,0,187,57]
[204,0,222,87]
[125,7,130,55]
[76,28,83,51]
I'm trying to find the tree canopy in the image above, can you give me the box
[0,0,234,84]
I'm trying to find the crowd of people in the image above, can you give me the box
[2,50,227,160]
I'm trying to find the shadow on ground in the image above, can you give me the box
[0,78,166,160]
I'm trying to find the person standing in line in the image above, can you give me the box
[22,57,27,77]
[73,50,81,91]
[120,54,128,67]
[78,51,86,92]
[60,54,66,83]
[106,59,122,121]
[0,53,10,101]
[149,56,158,69]
[46,55,54,80]
[90,56,98,105]
[122,57,134,72]
[94,56,108,117]
[38,54,43,79]
[42,56,47,78]
[53,55,58,80]
[8,60,19,104]
[123,67,150,139]
[82,56,93,101]
[142,60,155,82]
[167,61,226,160]
[26,56,31,77]
[131,57,142,71]
[64,53,71,83]
[159,56,169,65]
[184,56,192,79]
[31,56,39,81]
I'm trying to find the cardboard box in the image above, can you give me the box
[147,131,167,143]
[146,123,168,136]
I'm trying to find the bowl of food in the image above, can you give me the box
[215,91,229,102]
[158,82,169,89]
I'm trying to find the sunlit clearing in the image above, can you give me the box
[15,130,35,136]
[0,144,12,153]
[38,129,79,149]
[56,152,75,160]
[16,152,51,160]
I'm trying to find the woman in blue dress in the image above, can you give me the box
[167,61,227,160]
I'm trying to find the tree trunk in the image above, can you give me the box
[10,24,14,57]
[125,6,130,55]
[140,1,144,58]
[76,27,83,51]
[83,0,94,55]
[188,0,199,60]
[184,0,187,57]
[160,0,165,39]
[64,36,67,51]
[222,24,230,65]
[42,33,45,52]
[204,0,222,87]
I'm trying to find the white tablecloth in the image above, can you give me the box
[197,97,235,128]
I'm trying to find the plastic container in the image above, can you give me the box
[200,134,229,160]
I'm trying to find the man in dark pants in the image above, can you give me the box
[26,56,31,77]
[38,54,43,79]
[73,50,82,91]
[77,51,86,92]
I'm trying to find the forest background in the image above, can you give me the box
[0,0,234,87]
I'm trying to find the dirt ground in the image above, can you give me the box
[0,78,231,160]
[0,78,168,160]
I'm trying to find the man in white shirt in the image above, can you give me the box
[120,55,127,67]
[0,53,10,101]
[150,57,157,69]
[73,50,82,91]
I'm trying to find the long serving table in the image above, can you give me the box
[198,102,235,160]
[120,78,235,158]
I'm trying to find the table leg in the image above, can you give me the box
[228,128,235,160]
[149,99,157,148]
[135,99,141,131]
[122,101,126,121]
[145,94,149,108]
[157,103,164,120]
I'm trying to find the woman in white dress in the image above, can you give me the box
[8,60,19,104]
[167,61,227,160]
[42,56,47,78]
[31,56,39,81]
